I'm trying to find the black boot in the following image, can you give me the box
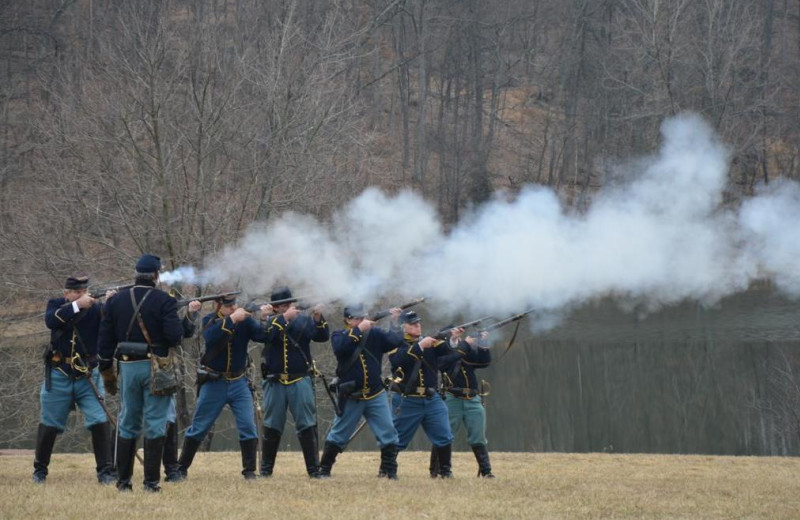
[142,437,165,492]
[297,426,321,478]
[260,427,281,477]
[428,445,439,478]
[435,444,453,478]
[115,436,137,491]
[32,424,59,483]
[472,444,495,478]
[177,436,202,479]
[89,422,116,485]
[378,444,399,480]
[163,421,183,482]
[240,438,259,480]
[318,441,342,478]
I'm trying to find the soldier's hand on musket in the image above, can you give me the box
[450,327,465,340]
[260,304,274,316]
[419,336,437,349]
[187,300,202,313]
[358,319,374,332]
[230,308,251,323]
[469,330,490,348]
[389,307,402,321]
[75,293,95,309]
[312,303,326,322]
[283,305,301,322]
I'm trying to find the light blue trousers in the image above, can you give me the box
[40,368,107,431]
[326,392,399,448]
[261,376,316,434]
[391,392,454,449]
[118,360,170,440]
[185,378,257,441]
[444,394,488,446]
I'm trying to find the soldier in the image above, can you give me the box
[98,254,183,492]
[163,299,202,483]
[432,326,495,478]
[318,304,405,479]
[388,310,455,477]
[260,286,329,478]
[34,274,115,484]
[176,294,267,480]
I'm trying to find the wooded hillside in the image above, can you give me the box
[2,0,799,291]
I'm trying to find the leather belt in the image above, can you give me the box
[206,368,246,380]
[266,372,309,383]
[447,387,478,398]
[391,382,436,398]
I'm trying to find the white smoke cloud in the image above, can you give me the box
[159,266,205,286]
[415,113,748,317]
[191,188,443,306]
[738,181,800,295]
[160,113,800,325]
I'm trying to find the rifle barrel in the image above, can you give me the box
[369,297,426,321]
[244,300,313,313]
[177,291,242,307]
[434,316,494,338]
[89,284,134,299]
[480,309,536,332]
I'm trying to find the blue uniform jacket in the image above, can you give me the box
[45,297,102,375]
[201,312,267,373]
[388,334,450,394]
[331,325,405,398]
[98,282,183,366]
[437,340,491,392]
[262,313,329,381]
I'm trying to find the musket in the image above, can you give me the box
[312,362,341,416]
[89,284,134,299]
[243,297,312,313]
[476,309,537,363]
[370,297,426,321]
[176,291,242,308]
[479,309,536,333]
[433,316,494,340]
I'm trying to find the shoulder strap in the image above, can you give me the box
[403,355,424,395]
[50,305,90,345]
[337,329,371,378]
[200,317,232,366]
[69,304,99,357]
[444,340,468,382]
[126,288,153,341]
[447,357,463,383]
[282,318,314,369]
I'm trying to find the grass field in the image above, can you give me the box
[1,450,798,519]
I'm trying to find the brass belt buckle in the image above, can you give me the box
[416,386,425,395]
[279,373,289,382]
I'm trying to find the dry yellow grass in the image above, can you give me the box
[1,451,798,519]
